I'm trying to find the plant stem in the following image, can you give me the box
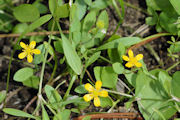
[104,89,133,98]
[41,97,57,116]
[166,60,180,72]
[99,56,113,64]
[38,19,55,100]
[63,75,77,100]
[48,53,58,84]
[107,99,120,113]
[112,0,122,19]
[111,0,124,35]
[128,32,173,51]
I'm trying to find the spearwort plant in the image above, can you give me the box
[0,0,180,120]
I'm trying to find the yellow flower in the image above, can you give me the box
[83,81,108,107]
[96,20,105,29]
[18,41,41,63]
[122,49,143,68]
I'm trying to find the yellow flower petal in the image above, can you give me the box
[122,55,129,61]
[32,49,41,54]
[95,81,102,91]
[18,51,27,59]
[83,94,93,102]
[94,97,100,107]
[128,49,134,58]
[125,62,134,68]
[135,54,143,61]
[27,54,33,63]
[29,41,36,49]
[84,83,94,93]
[99,90,108,97]
[20,42,27,49]
[135,62,142,67]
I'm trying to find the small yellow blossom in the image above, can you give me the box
[122,49,143,68]
[96,20,105,29]
[83,81,108,107]
[18,41,41,63]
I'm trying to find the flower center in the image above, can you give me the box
[93,89,100,97]
[129,57,137,65]
[25,47,32,55]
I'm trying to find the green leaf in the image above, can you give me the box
[158,71,171,95]
[0,91,6,103]
[85,51,101,67]
[49,0,57,15]
[84,0,92,6]
[55,4,69,18]
[97,37,141,50]
[54,109,71,120]
[94,66,101,81]
[16,15,52,42]
[22,76,39,89]
[108,48,120,63]
[170,41,180,53]
[70,14,81,32]
[75,0,87,20]
[135,70,177,119]
[159,12,178,33]
[33,2,48,14]
[100,97,112,107]
[42,104,50,120]
[101,67,118,88]
[96,10,109,31]
[44,41,55,56]
[146,17,157,25]
[124,70,137,87]
[44,85,62,109]
[3,108,36,119]
[23,14,52,34]
[0,12,13,32]
[30,35,44,43]
[54,40,63,53]
[82,11,96,32]
[61,34,82,75]
[13,67,33,82]
[74,85,87,94]
[59,97,86,106]
[33,44,45,64]
[145,0,161,10]
[170,0,180,15]
[72,31,81,46]
[171,71,180,98]
[13,4,40,22]
[45,85,62,103]
[12,23,28,34]
[90,0,110,11]
[71,108,80,113]
[112,62,124,74]
[94,66,118,89]
[117,43,125,63]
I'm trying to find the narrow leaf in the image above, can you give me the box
[61,34,82,75]
[3,108,36,119]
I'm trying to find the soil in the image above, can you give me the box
[0,0,180,120]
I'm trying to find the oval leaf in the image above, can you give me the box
[13,4,40,22]
[13,67,33,82]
